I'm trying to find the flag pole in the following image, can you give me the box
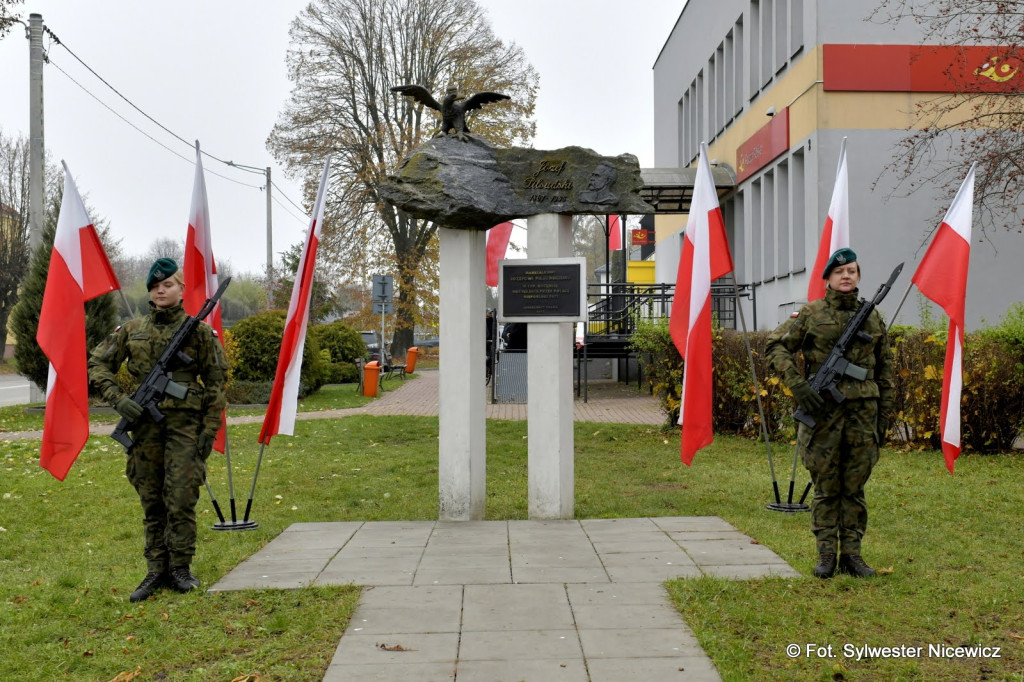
[203,479,225,524]
[242,441,268,524]
[212,429,257,530]
[889,281,915,323]
[729,278,795,510]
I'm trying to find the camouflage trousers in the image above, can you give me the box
[126,410,207,573]
[797,398,880,556]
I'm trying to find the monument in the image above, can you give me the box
[381,86,652,520]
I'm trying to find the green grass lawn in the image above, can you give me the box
[1,409,1022,680]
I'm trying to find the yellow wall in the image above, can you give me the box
[627,260,656,285]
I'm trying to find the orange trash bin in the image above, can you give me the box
[405,346,419,374]
[362,361,380,397]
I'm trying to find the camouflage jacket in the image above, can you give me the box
[765,288,894,414]
[88,301,228,437]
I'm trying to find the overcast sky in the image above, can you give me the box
[1,0,684,276]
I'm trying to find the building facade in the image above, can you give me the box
[652,0,1022,330]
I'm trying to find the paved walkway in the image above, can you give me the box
[211,517,798,681]
[4,370,800,680]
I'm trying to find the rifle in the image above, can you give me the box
[110,277,231,449]
[793,264,903,428]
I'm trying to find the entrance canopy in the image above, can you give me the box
[639,165,736,213]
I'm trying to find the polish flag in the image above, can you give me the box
[808,137,850,301]
[259,157,330,445]
[183,142,226,452]
[486,222,514,287]
[668,144,735,465]
[912,164,974,473]
[607,214,622,250]
[37,162,120,480]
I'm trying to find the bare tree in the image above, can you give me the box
[871,0,1024,235]
[0,0,24,39]
[0,129,30,359]
[269,0,538,355]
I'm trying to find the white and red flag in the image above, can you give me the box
[183,142,226,452]
[912,164,975,473]
[259,157,330,445]
[668,144,735,465]
[485,221,515,287]
[607,214,622,251]
[808,137,850,301]
[37,161,120,480]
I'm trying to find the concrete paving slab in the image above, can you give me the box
[355,585,462,610]
[455,658,588,681]
[322,661,455,682]
[457,629,583,661]
[346,604,462,635]
[651,516,738,532]
[680,539,788,565]
[344,521,435,547]
[604,561,704,583]
[511,566,610,583]
[461,584,572,631]
[413,566,512,585]
[667,529,751,541]
[329,631,459,665]
[577,627,704,659]
[571,602,689,630]
[590,536,685,553]
[208,570,316,592]
[587,656,723,682]
[565,582,671,606]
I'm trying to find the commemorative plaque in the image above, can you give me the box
[498,257,586,323]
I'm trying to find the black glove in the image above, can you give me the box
[790,380,824,413]
[114,396,144,422]
[876,416,889,445]
[196,432,215,462]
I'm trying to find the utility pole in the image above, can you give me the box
[265,166,273,308]
[28,14,44,255]
[27,13,45,402]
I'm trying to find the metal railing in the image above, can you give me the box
[584,277,754,340]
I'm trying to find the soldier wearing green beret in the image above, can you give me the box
[766,248,894,579]
[88,258,228,601]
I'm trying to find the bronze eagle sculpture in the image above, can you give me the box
[390,84,510,140]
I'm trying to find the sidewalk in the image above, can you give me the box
[211,517,798,681]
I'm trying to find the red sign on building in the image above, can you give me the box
[735,107,790,183]
[824,44,1023,93]
[631,229,653,246]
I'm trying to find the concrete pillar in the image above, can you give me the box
[526,214,575,519]
[437,227,487,520]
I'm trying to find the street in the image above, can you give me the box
[0,374,31,407]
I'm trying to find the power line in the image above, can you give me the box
[41,23,307,211]
[48,58,266,190]
[271,193,309,226]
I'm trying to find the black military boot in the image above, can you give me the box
[839,554,876,578]
[129,571,167,602]
[813,552,837,579]
[169,566,201,593]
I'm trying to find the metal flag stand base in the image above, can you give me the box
[208,432,260,531]
[213,519,259,531]
[766,474,812,513]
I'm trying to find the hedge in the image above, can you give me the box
[632,317,1024,454]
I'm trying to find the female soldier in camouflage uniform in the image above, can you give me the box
[766,248,894,579]
[88,258,228,601]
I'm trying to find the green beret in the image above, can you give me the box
[146,258,179,290]
[822,247,857,279]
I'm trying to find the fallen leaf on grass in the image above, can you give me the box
[107,666,141,682]
[876,566,895,575]
[1009,632,1024,641]
[377,642,416,652]
[230,674,262,682]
